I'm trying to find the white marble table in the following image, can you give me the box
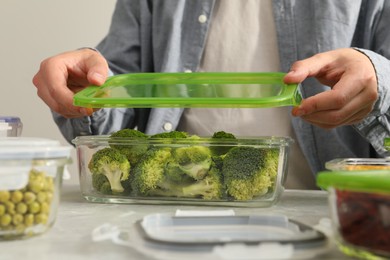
[0,184,350,260]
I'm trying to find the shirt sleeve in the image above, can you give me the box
[52,107,137,145]
[353,49,390,156]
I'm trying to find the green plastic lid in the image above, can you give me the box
[384,137,390,150]
[316,170,390,194]
[73,72,302,108]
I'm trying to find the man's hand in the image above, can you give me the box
[32,48,109,118]
[284,48,378,129]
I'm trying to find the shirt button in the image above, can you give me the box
[198,14,207,23]
[163,122,173,131]
[184,69,192,73]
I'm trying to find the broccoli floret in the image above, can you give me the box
[263,148,280,182]
[131,145,223,199]
[110,128,148,139]
[109,128,149,165]
[171,145,212,180]
[131,147,178,196]
[88,147,131,193]
[212,131,236,139]
[181,160,225,200]
[211,155,224,171]
[91,173,112,194]
[222,146,275,200]
[164,161,195,183]
[100,182,113,195]
[211,131,237,156]
[151,131,189,139]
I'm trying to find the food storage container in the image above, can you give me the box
[72,133,293,207]
[0,137,72,240]
[317,169,390,259]
[325,158,390,171]
[0,116,22,137]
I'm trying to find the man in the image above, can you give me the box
[33,0,390,189]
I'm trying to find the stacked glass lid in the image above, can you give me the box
[73,72,302,108]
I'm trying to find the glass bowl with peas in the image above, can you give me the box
[0,137,72,240]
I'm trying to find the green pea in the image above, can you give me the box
[23,192,36,204]
[24,214,34,227]
[16,202,28,214]
[46,192,53,204]
[28,180,45,193]
[11,191,23,203]
[36,192,47,203]
[4,201,15,215]
[28,202,40,214]
[34,213,48,224]
[0,205,5,216]
[1,214,12,227]
[40,202,50,214]
[0,191,10,203]
[12,214,24,226]
[45,177,54,192]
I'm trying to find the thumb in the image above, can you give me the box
[88,70,107,86]
[85,54,109,86]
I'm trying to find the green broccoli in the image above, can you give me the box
[88,147,131,193]
[91,173,112,195]
[131,147,179,196]
[109,128,149,165]
[263,148,280,182]
[211,131,237,156]
[164,161,195,183]
[100,182,113,195]
[181,159,225,200]
[170,145,212,180]
[131,145,225,200]
[151,131,189,139]
[212,131,236,139]
[211,155,224,171]
[222,146,277,200]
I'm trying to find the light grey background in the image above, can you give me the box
[0,0,116,184]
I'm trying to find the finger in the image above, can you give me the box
[78,49,109,86]
[295,67,375,117]
[299,88,375,128]
[302,102,372,129]
[283,51,339,84]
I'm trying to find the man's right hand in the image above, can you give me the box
[32,48,109,118]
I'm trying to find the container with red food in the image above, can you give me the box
[317,169,390,259]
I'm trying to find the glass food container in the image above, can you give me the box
[317,169,390,259]
[72,134,293,207]
[0,137,72,240]
[325,158,390,171]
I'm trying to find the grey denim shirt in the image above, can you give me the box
[53,0,390,176]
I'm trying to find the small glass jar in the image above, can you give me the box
[0,117,23,137]
[0,137,72,240]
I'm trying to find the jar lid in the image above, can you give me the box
[0,137,72,160]
[316,170,390,193]
[0,137,72,190]
[96,212,328,259]
[0,116,21,123]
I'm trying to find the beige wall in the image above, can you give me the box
[0,0,116,184]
